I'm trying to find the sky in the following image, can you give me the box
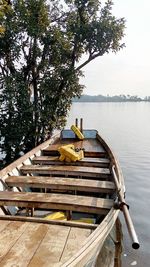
[80,0,150,97]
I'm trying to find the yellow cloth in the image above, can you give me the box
[72,218,95,224]
[45,212,67,221]
[45,212,94,224]
[58,144,84,162]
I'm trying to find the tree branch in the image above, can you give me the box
[23,39,33,81]
[75,52,102,71]
[0,62,8,77]
[37,42,49,74]
[50,12,69,23]
[5,51,16,74]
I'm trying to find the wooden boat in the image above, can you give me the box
[0,122,139,266]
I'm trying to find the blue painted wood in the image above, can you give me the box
[61,130,98,139]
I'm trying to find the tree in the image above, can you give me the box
[0,0,125,165]
[0,0,11,34]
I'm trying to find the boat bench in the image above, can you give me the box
[20,165,110,178]
[32,156,110,168]
[42,144,107,158]
[0,191,114,216]
[5,176,115,194]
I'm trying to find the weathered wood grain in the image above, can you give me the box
[0,191,113,215]
[0,220,91,267]
[20,165,110,178]
[0,220,10,232]
[60,227,91,264]
[0,215,97,230]
[42,139,107,158]
[0,221,28,263]
[0,223,49,266]
[28,225,70,267]
[0,129,124,267]
[32,156,110,168]
[6,176,115,193]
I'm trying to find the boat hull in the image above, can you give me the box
[0,129,124,266]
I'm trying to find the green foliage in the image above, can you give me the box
[0,0,12,34]
[0,0,125,166]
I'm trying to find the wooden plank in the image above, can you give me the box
[61,129,97,139]
[0,205,12,215]
[28,225,71,267]
[42,145,59,156]
[0,223,49,266]
[60,227,91,264]
[42,139,107,158]
[0,215,98,230]
[6,176,115,194]
[0,220,11,232]
[0,221,28,263]
[32,156,110,168]
[43,150,106,158]
[20,165,110,178]
[0,191,114,215]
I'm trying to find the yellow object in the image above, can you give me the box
[59,155,66,161]
[65,157,72,162]
[58,143,84,162]
[78,149,84,160]
[45,212,67,221]
[60,144,75,149]
[58,145,80,162]
[71,125,84,140]
[45,212,94,224]
[72,218,95,224]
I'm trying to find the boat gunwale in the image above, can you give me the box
[96,132,125,191]
[61,207,120,267]
[0,133,60,179]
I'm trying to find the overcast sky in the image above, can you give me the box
[80,0,150,97]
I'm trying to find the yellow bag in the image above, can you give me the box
[71,125,84,140]
[58,145,79,162]
[78,149,84,160]
[58,144,84,162]
[59,155,66,161]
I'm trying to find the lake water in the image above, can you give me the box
[66,102,150,267]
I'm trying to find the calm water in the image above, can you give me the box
[66,102,150,267]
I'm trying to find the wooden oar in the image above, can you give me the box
[112,165,140,249]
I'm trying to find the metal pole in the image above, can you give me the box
[75,118,78,127]
[80,118,83,133]
[112,166,140,249]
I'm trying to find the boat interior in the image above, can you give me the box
[0,127,120,266]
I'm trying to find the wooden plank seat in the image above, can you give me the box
[42,139,107,158]
[0,191,114,215]
[32,156,110,168]
[42,147,107,158]
[20,165,110,178]
[6,176,115,194]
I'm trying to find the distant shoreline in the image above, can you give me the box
[73,94,150,103]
